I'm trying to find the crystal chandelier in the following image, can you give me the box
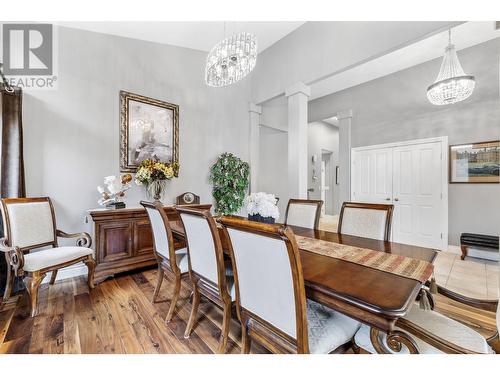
[427,29,475,106]
[205,32,257,87]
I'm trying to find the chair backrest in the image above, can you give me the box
[1,197,57,251]
[284,199,323,230]
[177,207,227,291]
[338,202,394,241]
[219,216,308,352]
[141,201,177,267]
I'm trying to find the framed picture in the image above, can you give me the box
[449,140,500,183]
[120,90,179,172]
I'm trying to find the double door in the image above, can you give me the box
[351,140,446,250]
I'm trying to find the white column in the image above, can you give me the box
[337,109,353,207]
[285,82,310,199]
[248,103,262,193]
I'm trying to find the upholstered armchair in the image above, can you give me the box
[0,197,95,317]
[353,287,499,354]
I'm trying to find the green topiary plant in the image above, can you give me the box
[209,153,250,215]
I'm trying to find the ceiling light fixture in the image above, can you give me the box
[427,29,475,106]
[205,24,257,87]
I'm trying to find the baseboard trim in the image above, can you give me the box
[41,263,88,284]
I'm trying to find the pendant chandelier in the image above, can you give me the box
[205,27,257,87]
[427,29,475,106]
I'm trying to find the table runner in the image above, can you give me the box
[295,235,433,283]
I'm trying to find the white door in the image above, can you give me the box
[352,148,393,204]
[320,160,327,216]
[392,142,443,249]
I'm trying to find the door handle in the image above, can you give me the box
[394,198,399,201]
[385,198,391,201]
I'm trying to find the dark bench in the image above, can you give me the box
[460,233,499,260]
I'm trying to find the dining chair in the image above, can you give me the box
[141,201,189,323]
[284,199,323,229]
[338,202,394,241]
[177,207,235,354]
[218,216,361,354]
[0,197,95,317]
[353,288,499,354]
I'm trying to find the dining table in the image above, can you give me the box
[169,216,438,354]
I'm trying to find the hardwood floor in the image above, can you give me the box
[0,267,497,354]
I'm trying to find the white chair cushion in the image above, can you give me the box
[23,246,93,272]
[157,247,189,273]
[340,207,388,240]
[6,201,55,248]
[307,299,361,354]
[286,203,319,229]
[354,303,494,354]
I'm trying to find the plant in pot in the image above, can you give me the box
[135,159,179,201]
[244,192,280,224]
[209,153,250,215]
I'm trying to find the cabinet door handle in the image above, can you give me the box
[385,198,391,201]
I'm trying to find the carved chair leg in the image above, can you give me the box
[49,270,58,285]
[217,302,231,354]
[184,283,200,338]
[241,318,251,354]
[152,265,165,303]
[165,272,181,323]
[84,256,96,289]
[24,273,45,317]
[2,264,14,302]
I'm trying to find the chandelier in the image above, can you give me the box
[205,32,257,87]
[427,29,475,106]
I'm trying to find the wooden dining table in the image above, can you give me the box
[169,216,437,352]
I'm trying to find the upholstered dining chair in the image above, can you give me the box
[0,197,95,317]
[141,201,189,323]
[177,207,235,354]
[353,289,500,354]
[338,202,394,241]
[218,216,361,354]
[284,199,323,229]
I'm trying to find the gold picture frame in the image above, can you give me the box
[120,90,179,172]
[449,140,500,183]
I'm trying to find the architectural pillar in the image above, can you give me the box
[337,109,353,207]
[248,103,262,193]
[285,82,310,199]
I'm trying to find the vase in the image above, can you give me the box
[248,214,275,224]
[147,180,166,201]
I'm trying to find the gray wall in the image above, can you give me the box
[307,121,339,214]
[22,26,251,237]
[309,38,500,245]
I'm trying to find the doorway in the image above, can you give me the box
[320,151,334,216]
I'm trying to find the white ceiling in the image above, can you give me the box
[310,21,500,100]
[55,21,305,53]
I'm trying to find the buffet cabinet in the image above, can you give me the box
[88,204,210,283]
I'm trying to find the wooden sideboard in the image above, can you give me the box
[88,204,211,283]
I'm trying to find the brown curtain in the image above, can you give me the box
[1,84,26,198]
[0,84,25,297]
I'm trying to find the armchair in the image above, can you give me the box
[353,285,499,354]
[0,197,95,317]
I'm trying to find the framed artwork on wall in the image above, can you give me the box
[120,90,179,172]
[449,140,500,183]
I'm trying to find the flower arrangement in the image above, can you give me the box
[135,159,179,200]
[209,153,250,215]
[244,192,280,224]
[97,174,132,208]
